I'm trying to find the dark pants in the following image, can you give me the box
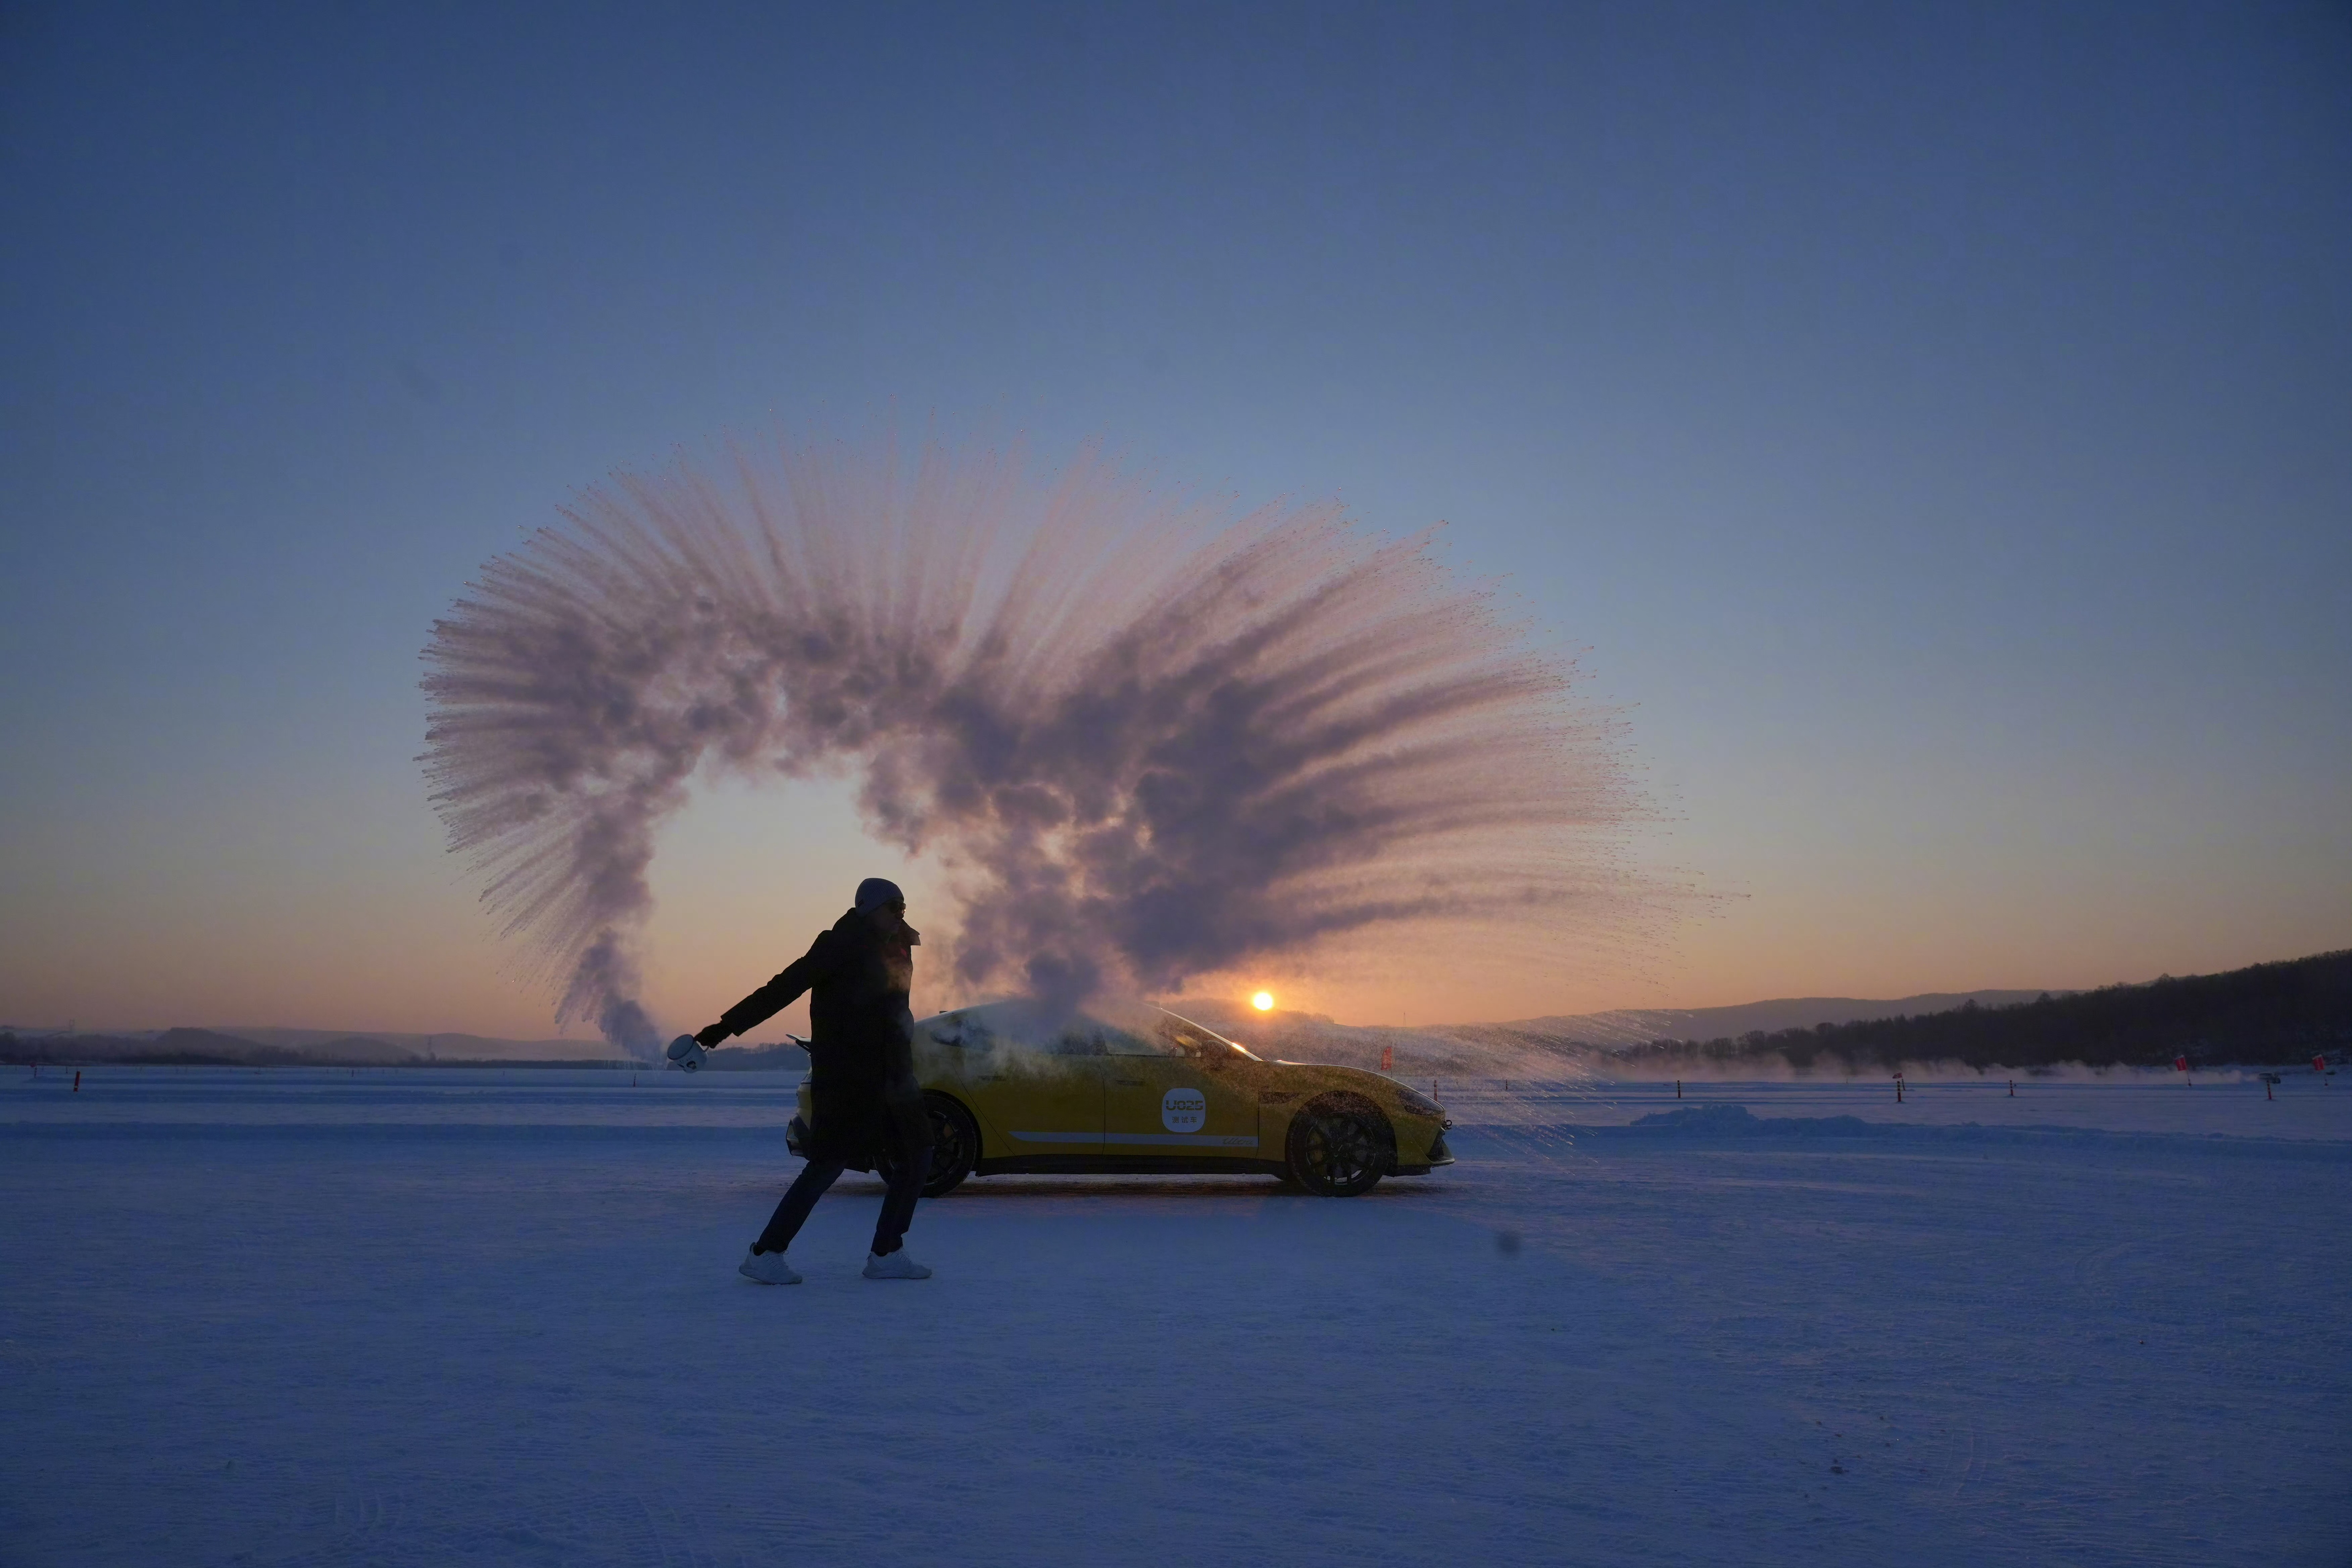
[755,1096,931,1257]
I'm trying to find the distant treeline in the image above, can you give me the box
[0,1027,623,1069]
[1610,949,2352,1072]
[699,1041,811,1071]
[0,1025,812,1071]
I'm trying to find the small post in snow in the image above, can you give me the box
[73,1071,81,1092]
[2259,1072,2281,1101]
[1894,1072,1905,1104]
[1380,1044,1394,1073]
[2174,1054,2191,1086]
[2007,1078,2015,1097]
[1675,1079,1682,1099]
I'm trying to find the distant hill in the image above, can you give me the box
[1175,957,2349,1075]
[0,1028,425,1067]
[1614,949,2352,1072]
[699,1040,811,1071]
[10,952,2344,1073]
[0,1027,602,1068]
[1176,988,2065,1076]
[1497,991,2063,1050]
[0,1025,806,1069]
[225,1027,628,1062]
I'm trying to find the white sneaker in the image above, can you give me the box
[738,1247,802,1285]
[862,1250,932,1280]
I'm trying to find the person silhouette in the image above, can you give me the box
[691,878,935,1282]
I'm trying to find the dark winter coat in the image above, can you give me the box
[716,908,928,1164]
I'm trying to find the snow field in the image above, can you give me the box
[2,1069,2347,1566]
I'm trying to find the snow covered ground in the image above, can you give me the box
[4,1067,2347,1566]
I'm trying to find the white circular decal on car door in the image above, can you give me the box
[1161,1086,1208,1133]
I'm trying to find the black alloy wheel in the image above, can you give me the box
[1286,1098,1392,1197]
[878,1092,982,1198]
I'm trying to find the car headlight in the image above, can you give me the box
[1394,1084,1445,1118]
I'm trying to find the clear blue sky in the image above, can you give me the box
[3,2,2346,1034]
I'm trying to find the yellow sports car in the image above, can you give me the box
[786,999,1454,1197]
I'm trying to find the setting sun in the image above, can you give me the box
[1251,991,1275,1011]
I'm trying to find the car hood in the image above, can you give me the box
[1274,1062,1438,1110]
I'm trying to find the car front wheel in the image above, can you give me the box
[1285,1098,1392,1196]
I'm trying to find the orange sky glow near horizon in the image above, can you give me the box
[6,767,2341,1041]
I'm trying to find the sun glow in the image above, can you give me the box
[1251,991,1275,1012]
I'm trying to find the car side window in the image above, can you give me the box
[1098,1023,1183,1058]
[1046,1028,1109,1057]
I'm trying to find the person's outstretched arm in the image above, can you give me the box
[695,931,838,1046]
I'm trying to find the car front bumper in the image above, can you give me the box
[1390,1119,1454,1176]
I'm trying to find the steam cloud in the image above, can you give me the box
[420,434,1652,1056]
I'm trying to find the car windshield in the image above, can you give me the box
[919,1001,1261,1061]
[1149,1009,1262,1062]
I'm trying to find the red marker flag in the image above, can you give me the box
[2318,1055,2330,1073]
[2174,1056,2189,1073]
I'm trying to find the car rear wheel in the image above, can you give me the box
[877,1092,982,1198]
[1285,1097,1392,1196]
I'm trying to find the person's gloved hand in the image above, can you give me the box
[693,1023,730,1049]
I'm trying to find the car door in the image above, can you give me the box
[947,1011,1106,1158]
[1101,1021,1262,1160]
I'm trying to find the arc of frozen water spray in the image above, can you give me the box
[420,432,1656,1056]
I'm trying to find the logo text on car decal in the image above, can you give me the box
[1161,1086,1208,1133]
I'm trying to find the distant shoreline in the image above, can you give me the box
[9,946,2343,1076]
[0,1028,811,1072]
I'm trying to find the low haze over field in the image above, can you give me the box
[2,5,2346,1039]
